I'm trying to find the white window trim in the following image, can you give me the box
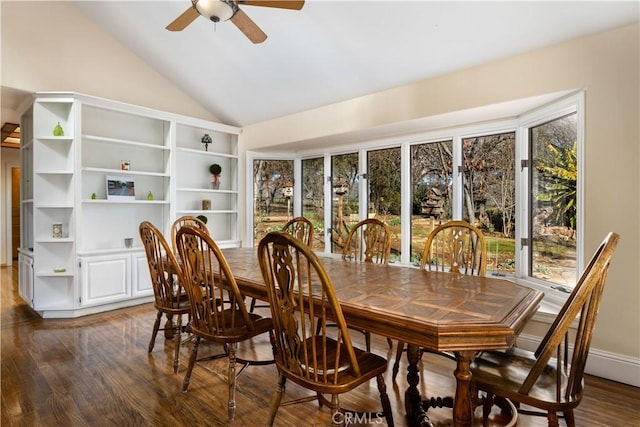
[248,91,585,314]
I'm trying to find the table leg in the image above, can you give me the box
[404,343,434,427]
[452,350,478,427]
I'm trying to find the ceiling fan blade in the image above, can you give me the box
[231,9,267,44]
[166,7,200,31]
[238,1,304,10]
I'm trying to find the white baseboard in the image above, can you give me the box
[517,333,640,388]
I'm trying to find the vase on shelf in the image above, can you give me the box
[53,122,64,136]
[211,174,221,190]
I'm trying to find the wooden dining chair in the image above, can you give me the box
[341,218,391,265]
[282,216,315,246]
[419,219,487,275]
[470,232,619,427]
[250,216,315,312]
[170,215,209,255]
[257,231,394,427]
[139,221,191,374]
[334,218,392,351]
[175,225,274,422]
[392,220,487,380]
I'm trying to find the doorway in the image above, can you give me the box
[11,167,20,260]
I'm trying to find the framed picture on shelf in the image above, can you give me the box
[106,175,136,201]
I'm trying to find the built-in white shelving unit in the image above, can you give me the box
[18,92,241,318]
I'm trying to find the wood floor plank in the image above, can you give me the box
[2,265,639,426]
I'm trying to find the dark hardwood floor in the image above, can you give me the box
[2,264,639,426]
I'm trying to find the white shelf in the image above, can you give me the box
[177,187,237,194]
[36,136,74,142]
[36,170,74,175]
[81,199,169,204]
[176,147,238,159]
[36,238,74,243]
[82,167,169,177]
[82,134,170,151]
[35,204,74,209]
[77,247,142,257]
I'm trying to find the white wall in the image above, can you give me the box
[240,24,640,384]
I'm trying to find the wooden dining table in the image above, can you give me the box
[220,247,543,427]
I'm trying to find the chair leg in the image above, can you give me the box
[387,337,393,348]
[227,342,238,421]
[392,340,405,381]
[182,336,201,392]
[267,374,286,427]
[249,297,257,312]
[564,409,575,427]
[330,394,340,427]
[376,374,394,426]
[172,314,182,374]
[148,311,162,353]
[548,411,560,427]
[364,331,371,352]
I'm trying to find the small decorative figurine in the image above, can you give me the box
[91,192,97,200]
[147,191,154,200]
[53,122,64,136]
[201,134,212,151]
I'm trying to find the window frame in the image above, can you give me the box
[247,92,585,310]
[515,92,584,307]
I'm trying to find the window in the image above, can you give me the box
[252,159,294,246]
[529,113,578,288]
[410,140,453,263]
[462,132,516,274]
[367,147,401,261]
[330,153,359,255]
[301,157,325,251]
[249,94,583,299]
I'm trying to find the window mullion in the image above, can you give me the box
[452,136,463,220]
[359,148,368,220]
[323,154,332,256]
[515,125,530,279]
[400,142,411,265]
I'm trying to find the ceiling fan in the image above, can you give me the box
[166,0,305,44]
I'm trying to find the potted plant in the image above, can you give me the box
[209,163,222,189]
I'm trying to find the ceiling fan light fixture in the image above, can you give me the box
[192,0,238,23]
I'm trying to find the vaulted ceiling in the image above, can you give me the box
[70,1,638,127]
[2,1,639,129]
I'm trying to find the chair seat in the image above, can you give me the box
[283,335,388,395]
[154,293,190,315]
[190,311,273,343]
[471,347,578,410]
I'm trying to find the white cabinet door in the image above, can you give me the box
[131,251,153,298]
[79,254,130,307]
